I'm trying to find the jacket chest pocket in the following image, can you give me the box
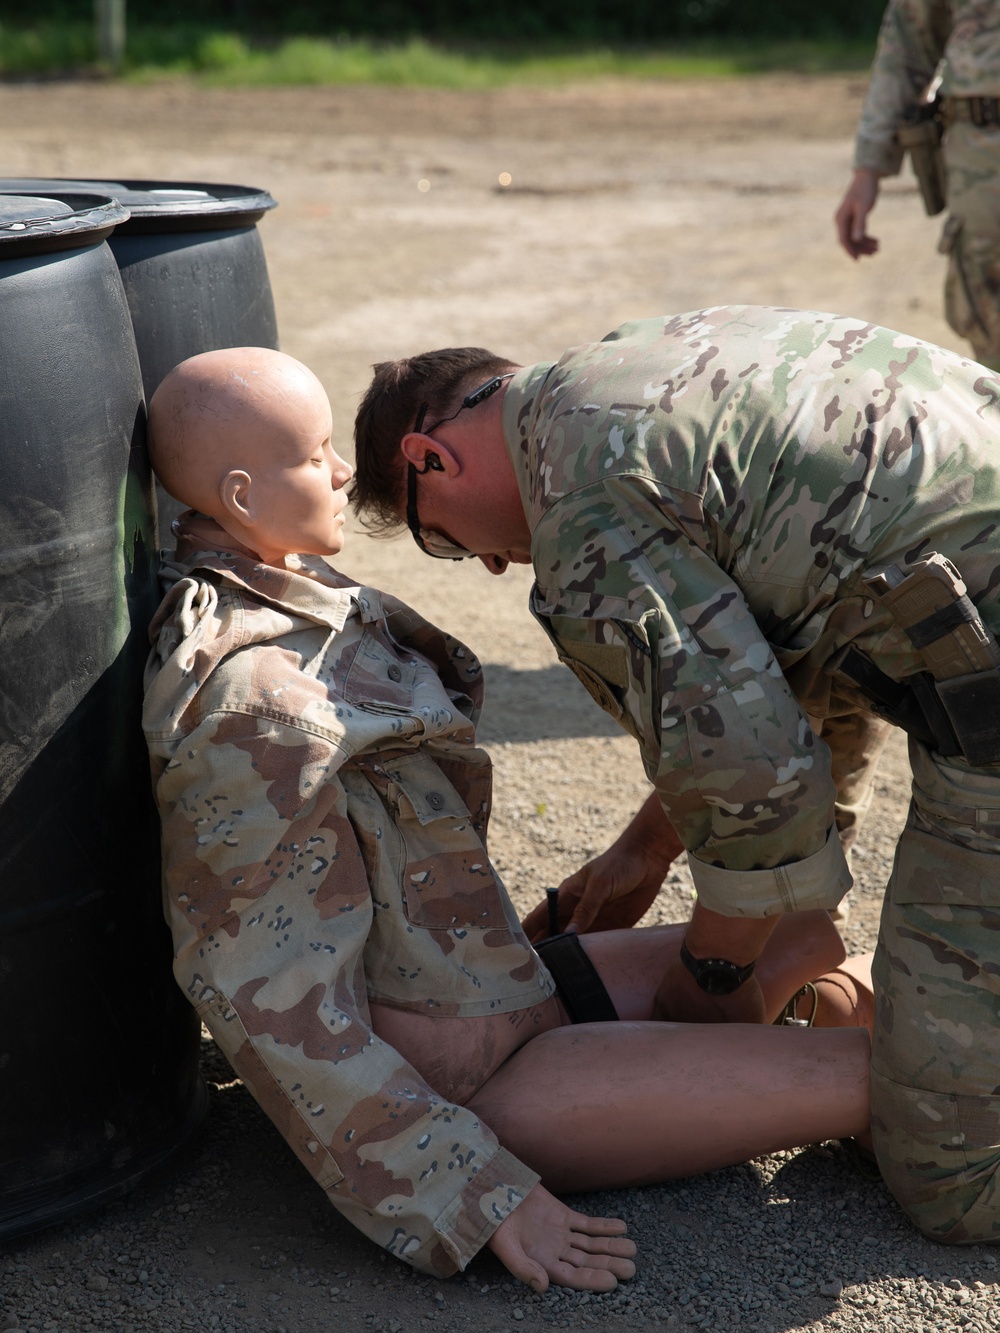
[343,624,417,713]
[380,751,511,931]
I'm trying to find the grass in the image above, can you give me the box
[0,24,876,85]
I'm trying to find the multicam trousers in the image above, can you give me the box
[940,118,1000,367]
[811,710,894,928]
[871,735,1000,1242]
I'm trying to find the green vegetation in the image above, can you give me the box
[0,26,877,84]
[0,20,92,75]
[0,0,887,81]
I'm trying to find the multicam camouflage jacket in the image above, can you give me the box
[854,0,1000,174]
[143,516,552,1276]
[502,306,1000,917]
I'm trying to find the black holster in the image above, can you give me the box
[829,552,1000,767]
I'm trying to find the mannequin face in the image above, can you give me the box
[239,380,353,565]
[149,347,356,567]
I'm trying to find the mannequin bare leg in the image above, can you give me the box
[465,914,870,1193]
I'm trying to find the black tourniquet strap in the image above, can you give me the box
[534,931,620,1024]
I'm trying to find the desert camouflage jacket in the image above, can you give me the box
[502,306,1000,917]
[854,0,1000,174]
[143,516,552,1276]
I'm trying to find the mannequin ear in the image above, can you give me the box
[219,469,254,525]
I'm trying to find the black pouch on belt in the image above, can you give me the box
[836,554,1000,766]
[933,671,1000,766]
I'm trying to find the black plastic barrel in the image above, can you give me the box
[0,193,204,1239]
[0,178,279,538]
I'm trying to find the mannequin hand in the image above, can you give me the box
[487,1185,636,1292]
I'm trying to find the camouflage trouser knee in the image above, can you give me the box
[818,710,893,860]
[809,709,893,927]
[872,736,1000,1243]
[940,121,1000,366]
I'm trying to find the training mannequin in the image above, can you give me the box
[143,346,874,1291]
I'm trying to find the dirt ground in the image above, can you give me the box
[0,72,990,1333]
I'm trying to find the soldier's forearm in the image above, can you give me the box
[619,791,684,867]
[683,900,778,966]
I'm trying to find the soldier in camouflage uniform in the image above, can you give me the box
[143,345,873,1288]
[351,304,1000,1243]
[836,0,1000,370]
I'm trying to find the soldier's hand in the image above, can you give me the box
[523,848,664,941]
[835,168,881,259]
[521,793,682,941]
[486,1184,636,1293]
[653,955,768,1025]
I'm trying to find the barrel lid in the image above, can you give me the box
[0,192,129,258]
[0,178,277,234]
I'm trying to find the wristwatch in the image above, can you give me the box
[679,940,756,996]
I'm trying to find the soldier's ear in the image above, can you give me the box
[219,469,254,525]
[400,433,461,478]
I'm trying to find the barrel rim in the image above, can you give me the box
[0,177,277,232]
[0,193,129,257]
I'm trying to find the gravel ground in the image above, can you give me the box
[4,72,1000,1333]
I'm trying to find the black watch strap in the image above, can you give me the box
[679,939,757,996]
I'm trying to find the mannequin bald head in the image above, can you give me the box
[148,347,353,567]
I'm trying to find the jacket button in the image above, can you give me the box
[387,664,402,681]
[426,792,445,810]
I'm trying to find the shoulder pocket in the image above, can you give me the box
[558,648,629,724]
[546,613,658,747]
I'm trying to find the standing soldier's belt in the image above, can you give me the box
[944,96,1000,127]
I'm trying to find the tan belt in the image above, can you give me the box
[944,95,1000,127]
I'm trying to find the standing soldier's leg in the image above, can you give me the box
[810,709,893,928]
[871,737,1000,1242]
[817,709,894,860]
[940,118,1000,371]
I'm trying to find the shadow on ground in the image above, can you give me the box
[478,663,624,743]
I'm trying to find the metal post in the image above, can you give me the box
[95,0,126,68]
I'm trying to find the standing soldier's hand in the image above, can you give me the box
[835,168,882,258]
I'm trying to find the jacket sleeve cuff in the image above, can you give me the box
[430,1146,541,1275]
[853,138,904,176]
[688,825,852,917]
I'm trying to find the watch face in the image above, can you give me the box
[679,942,754,995]
[698,964,745,996]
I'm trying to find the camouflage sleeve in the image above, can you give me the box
[854,0,948,174]
[531,481,851,918]
[155,710,539,1277]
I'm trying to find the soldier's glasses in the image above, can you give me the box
[406,373,515,560]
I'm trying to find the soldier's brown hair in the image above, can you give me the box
[350,347,517,534]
